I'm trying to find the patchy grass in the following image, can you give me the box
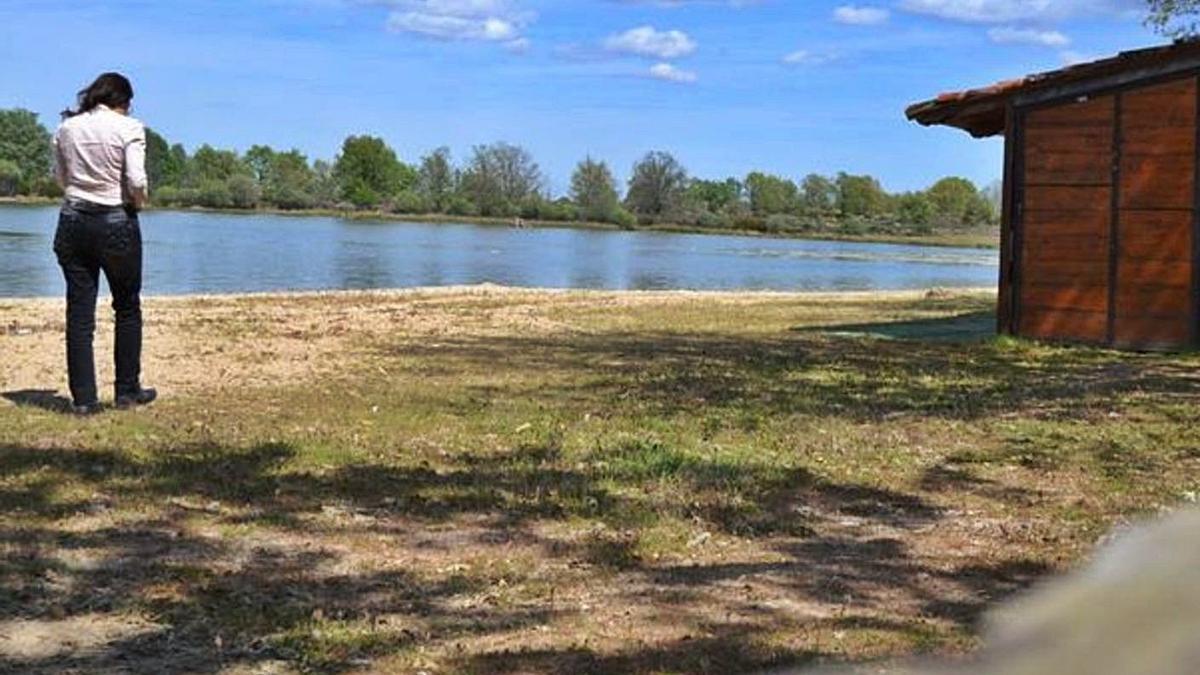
[1,287,1199,673]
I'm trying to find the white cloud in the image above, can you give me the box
[899,0,1133,24]
[611,0,764,6]
[387,13,517,40]
[647,62,698,83]
[605,26,698,59]
[988,26,1070,46]
[782,49,837,66]
[503,36,531,52]
[384,0,534,47]
[833,5,890,25]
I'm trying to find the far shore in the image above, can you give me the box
[0,196,1000,249]
[0,284,997,304]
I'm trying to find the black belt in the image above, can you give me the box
[63,198,135,215]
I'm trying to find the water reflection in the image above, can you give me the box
[0,206,998,298]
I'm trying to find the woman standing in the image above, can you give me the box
[53,72,156,415]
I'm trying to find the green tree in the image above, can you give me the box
[836,172,888,217]
[927,177,993,227]
[145,128,169,188]
[1147,0,1200,36]
[799,174,838,214]
[185,145,251,209]
[0,109,51,193]
[897,192,934,228]
[965,193,997,225]
[189,145,249,184]
[625,151,688,217]
[311,160,339,208]
[167,144,188,187]
[687,178,743,214]
[417,147,456,212]
[264,149,315,209]
[244,144,276,183]
[983,179,1003,217]
[570,157,620,222]
[461,142,543,217]
[333,135,414,208]
[745,172,799,216]
[145,128,187,191]
[0,159,21,196]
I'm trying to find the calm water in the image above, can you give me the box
[0,205,998,297]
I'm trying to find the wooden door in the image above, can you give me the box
[1114,78,1197,349]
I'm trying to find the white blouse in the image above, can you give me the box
[53,104,148,208]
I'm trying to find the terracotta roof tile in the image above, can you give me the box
[907,40,1200,137]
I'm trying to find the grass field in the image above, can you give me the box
[1,287,1198,674]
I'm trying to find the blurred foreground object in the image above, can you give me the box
[799,507,1200,675]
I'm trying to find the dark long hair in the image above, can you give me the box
[62,72,134,119]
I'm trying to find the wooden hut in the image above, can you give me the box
[908,41,1200,350]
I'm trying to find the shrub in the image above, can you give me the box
[227,175,261,209]
[446,195,478,217]
[840,217,870,236]
[902,220,935,236]
[343,180,381,210]
[696,211,730,229]
[196,180,233,209]
[764,213,803,233]
[32,176,63,199]
[269,185,316,210]
[0,160,20,197]
[152,186,198,207]
[152,185,180,206]
[472,196,516,218]
[612,208,637,230]
[519,197,542,220]
[732,214,764,231]
[389,190,430,214]
[537,199,578,222]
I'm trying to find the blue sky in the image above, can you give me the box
[0,0,1159,194]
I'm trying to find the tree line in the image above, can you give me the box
[0,107,998,235]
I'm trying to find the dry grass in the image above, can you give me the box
[1,287,1198,674]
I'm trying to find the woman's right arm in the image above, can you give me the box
[52,129,67,189]
[123,123,148,209]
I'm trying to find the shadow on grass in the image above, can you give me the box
[0,437,1051,673]
[918,462,1039,506]
[457,625,821,675]
[1,520,552,674]
[2,389,73,414]
[379,321,1200,423]
[791,311,995,343]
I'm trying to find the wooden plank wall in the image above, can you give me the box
[998,112,1017,335]
[1018,96,1115,343]
[1114,77,1197,348]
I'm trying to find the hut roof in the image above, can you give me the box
[906,39,1200,138]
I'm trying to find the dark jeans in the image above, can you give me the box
[52,201,143,406]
